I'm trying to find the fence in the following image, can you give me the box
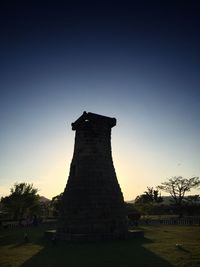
[1,218,57,229]
[2,217,200,230]
[139,216,200,226]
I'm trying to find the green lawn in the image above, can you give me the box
[0,225,199,267]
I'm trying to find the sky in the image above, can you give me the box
[0,1,200,200]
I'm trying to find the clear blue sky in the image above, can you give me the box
[0,1,200,200]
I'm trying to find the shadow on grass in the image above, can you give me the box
[0,225,47,248]
[20,237,174,267]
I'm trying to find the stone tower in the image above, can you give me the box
[57,112,127,241]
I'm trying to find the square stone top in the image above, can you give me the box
[71,111,116,130]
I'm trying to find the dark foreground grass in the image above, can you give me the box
[0,225,199,267]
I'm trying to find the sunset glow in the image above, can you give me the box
[0,2,199,201]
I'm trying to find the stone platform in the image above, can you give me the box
[45,229,144,242]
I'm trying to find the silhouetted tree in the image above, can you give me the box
[185,194,200,205]
[134,187,163,215]
[158,176,200,208]
[135,187,163,204]
[184,195,200,216]
[51,192,63,217]
[1,182,40,220]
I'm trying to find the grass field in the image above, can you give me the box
[0,225,200,267]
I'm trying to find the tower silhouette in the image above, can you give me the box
[57,112,127,240]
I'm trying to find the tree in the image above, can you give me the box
[1,183,40,220]
[185,195,200,205]
[184,195,200,216]
[158,176,200,207]
[51,192,63,217]
[135,187,163,204]
[134,187,163,215]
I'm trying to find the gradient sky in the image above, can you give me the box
[0,1,200,200]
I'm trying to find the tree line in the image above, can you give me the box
[131,176,200,216]
[0,176,200,221]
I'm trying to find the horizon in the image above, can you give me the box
[0,2,200,201]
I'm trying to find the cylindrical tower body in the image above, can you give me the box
[57,112,128,241]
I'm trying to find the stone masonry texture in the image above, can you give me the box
[57,112,128,241]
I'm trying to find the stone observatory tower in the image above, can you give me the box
[57,111,127,241]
